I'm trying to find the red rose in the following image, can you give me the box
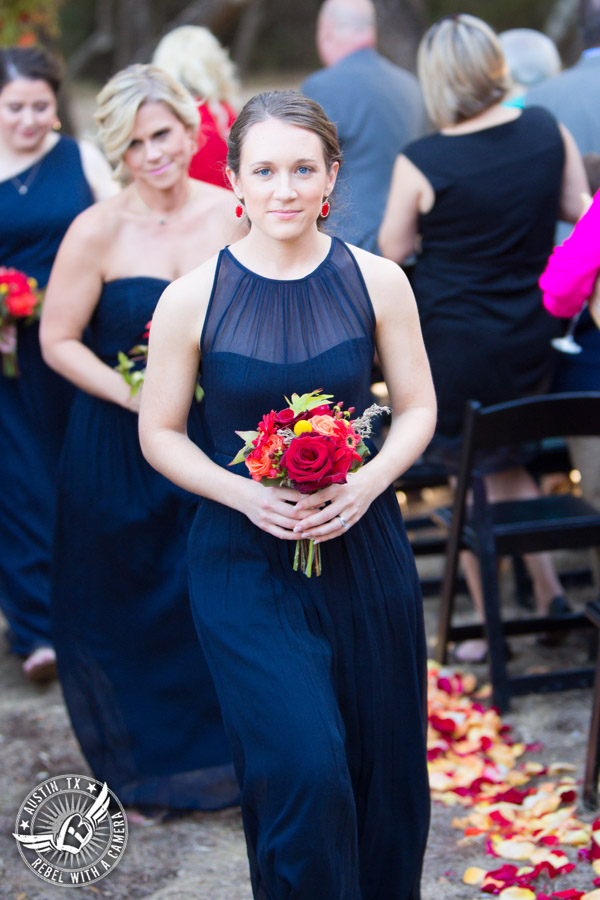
[6,290,37,317]
[274,407,306,427]
[307,404,333,419]
[0,269,30,292]
[282,434,355,494]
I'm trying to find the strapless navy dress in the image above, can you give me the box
[0,136,92,655]
[52,277,237,810]
[188,238,430,899]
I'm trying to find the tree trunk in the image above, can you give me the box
[115,0,154,70]
[373,0,428,71]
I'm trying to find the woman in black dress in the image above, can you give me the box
[379,14,588,660]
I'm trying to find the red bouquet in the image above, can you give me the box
[115,320,152,397]
[0,267,43,377]
[231,389,389,576]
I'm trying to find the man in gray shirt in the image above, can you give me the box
[302,0,427,253]
[525,0,600,156]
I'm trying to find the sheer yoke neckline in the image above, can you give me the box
[202,237,375,366]
[224,237,334,284]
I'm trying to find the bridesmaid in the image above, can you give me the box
[0,46,115,682]
[139,90,436,898]
[39,64,245,812]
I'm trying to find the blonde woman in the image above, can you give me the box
[153,25,239,188]
[379,14,588,662]
[40,64,244,812]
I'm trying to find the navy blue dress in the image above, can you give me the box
[188,238,430,900]
[52,277,238,810]
[0,136,93,655]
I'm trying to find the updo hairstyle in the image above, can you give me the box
[418,14,511,129]
[95,63,199,181]
[226,90,341,222]
[0,46,63,97]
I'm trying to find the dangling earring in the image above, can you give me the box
[52,119,62,132]
[235,201,244,219]
[320,198,330,219]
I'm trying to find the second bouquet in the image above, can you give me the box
[230,389,389,577]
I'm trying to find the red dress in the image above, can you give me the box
[189,101,236,189]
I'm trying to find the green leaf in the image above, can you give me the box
[284,389,334,415]
[235,429,259,444]
[194,382,205,403]
[229,447,251,466]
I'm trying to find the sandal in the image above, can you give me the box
[453,639,488,664]
[23,646,57,684]
[452,638,514,665]
[536,596,573,647]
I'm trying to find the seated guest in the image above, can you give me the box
[379,13,588,661]
[153,25,239,189]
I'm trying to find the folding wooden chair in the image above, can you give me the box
[434,392,600,712]
[583,599,600,809]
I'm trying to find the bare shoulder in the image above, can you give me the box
[154,251,221,332]
[77,138,107,167]
[194,180,236,214]
[344,243,412,311]
[59,193,123,254]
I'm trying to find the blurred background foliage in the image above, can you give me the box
[0,0,582,81]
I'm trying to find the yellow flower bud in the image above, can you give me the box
[293,420,313,435]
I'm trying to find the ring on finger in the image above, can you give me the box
[337,514,350,530]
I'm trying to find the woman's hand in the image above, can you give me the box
[291,471,379,544]
[120,385,142,414]
[239,480,312,539]
[0,323,16,354]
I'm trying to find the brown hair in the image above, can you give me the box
[0,46,62,97]
[227,89,342,177]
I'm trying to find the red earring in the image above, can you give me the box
[320,199,330,219]
[235,202,244,219]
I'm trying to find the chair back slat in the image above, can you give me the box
[465,392,600,453]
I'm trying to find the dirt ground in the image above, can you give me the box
[2,526,599,900]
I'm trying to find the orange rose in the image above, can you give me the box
[309,414,338,437]
[246,434,284,481]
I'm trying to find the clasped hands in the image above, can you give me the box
[243,473,375,543]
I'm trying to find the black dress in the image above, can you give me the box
[403,106,563,451]
[188,238,430,900]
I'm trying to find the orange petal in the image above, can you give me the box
[493,839,536,860]
[498,889,536,900]
[462,866,486,885]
